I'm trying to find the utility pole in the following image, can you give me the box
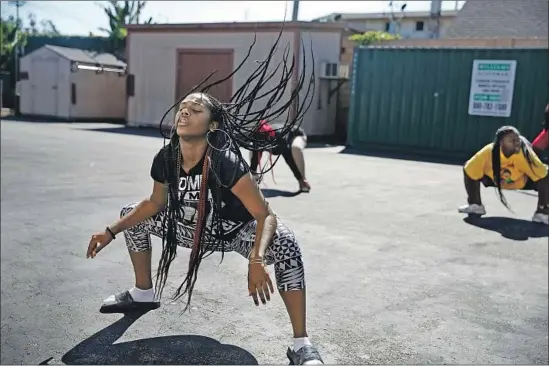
[292,0,299,22]
[388,1,395,34]
[387,1,406,35]
[428,0,442,39]
[8,1,26,115]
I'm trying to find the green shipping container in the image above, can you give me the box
[347,47,548,160]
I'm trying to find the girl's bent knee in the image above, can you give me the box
[271,230,302,261]
[274,256,306,292]
[291,136,307,150]
[120,203,152,252]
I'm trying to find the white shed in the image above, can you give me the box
[125,21,346,137]
[19,45,127,120]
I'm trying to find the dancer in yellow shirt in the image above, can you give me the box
[458,126,548,225]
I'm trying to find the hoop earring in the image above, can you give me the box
[159,117,174,139]
[206,128,232,152]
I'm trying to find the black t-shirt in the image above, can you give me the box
[150,146,254,243]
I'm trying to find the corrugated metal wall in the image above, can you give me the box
[348,47,548,159]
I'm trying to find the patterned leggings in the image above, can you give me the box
[120,203,306,292]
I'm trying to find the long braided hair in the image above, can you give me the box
[154,23,316,311]
[491,126,541,210]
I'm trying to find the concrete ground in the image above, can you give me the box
[1,120,547,365]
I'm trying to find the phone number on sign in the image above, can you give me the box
[472,102,507,111]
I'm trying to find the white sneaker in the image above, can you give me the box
[532,212,548,225]
[458,204,486,215]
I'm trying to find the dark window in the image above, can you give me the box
[415,21,425,31]
[126,74,135,97]
[19,71,29,80]
[324,63,338,77]
[340,47,346,55]
[385,22,391,31]
[71,83,76,105]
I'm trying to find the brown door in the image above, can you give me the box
[176,49,234,103]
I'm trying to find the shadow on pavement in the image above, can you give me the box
[515,190,539,198]
[339,146,466,166]
[463,216,548,241]
[60,311,258,365]
[63,124,338,148]
[304,142,340,149]
[82,126,337,148]
[261,188,300,198]
[2,116,125,124]
[78,126,166,139]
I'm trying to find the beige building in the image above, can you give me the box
[18,45,127,120]
[312,10,458,39]
[125,22,346,137]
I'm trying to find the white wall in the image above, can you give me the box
[127,31,295,129]
[298,30,342,136]
[70,70,126,119]
[19,47,71,118]
[346,17,455,39]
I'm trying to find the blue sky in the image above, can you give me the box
[2,1,465,36]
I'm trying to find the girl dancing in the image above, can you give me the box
[86,28,324,365]
[250,120,311,192]
[458,126,548,225]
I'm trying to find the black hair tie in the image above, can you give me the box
[106,227,116,240]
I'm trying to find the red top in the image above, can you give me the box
[258,120,275,138]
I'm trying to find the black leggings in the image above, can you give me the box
[250,140,303,181]
[481,175,538,191]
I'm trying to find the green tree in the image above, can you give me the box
[25,13,61,36]
[1,11,61,70]
[0,15,27,71]
[97,1,154,57]
[348,30,401,46]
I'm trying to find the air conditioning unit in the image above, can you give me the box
[320,62,349,79]
[339,64,350,79]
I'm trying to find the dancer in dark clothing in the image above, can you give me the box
[250,120,311,192]
[85,27,325,365]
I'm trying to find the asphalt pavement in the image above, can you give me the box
[1,119,548,365]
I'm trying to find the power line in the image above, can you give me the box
[19,2,100,33]
[6,1,26,115]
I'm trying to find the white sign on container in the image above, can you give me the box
[468,59,517,118]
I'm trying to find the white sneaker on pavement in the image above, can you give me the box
[532,212,549,225]
[458,204,486,215]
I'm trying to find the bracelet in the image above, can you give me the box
[249,256,265,265]
[106,226,116,240]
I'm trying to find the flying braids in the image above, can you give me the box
[153,22,315,311]
[491,126,542,210]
